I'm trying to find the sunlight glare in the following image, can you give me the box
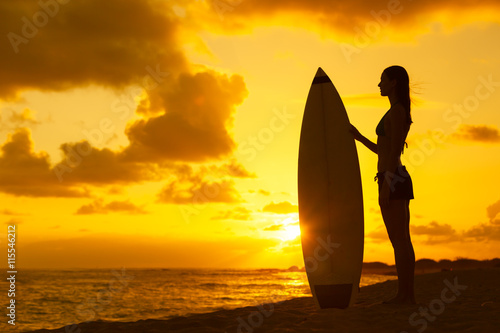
[280,219,301,242]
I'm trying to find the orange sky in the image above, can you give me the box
[0,0,499,268]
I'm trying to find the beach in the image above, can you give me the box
[28,268,500,333]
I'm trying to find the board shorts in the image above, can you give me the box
[375,165,414,200]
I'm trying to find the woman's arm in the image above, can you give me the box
[350,125,378,154]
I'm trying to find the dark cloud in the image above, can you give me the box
[0,128,89,197]
[0,125,255,201]
[0,128,164,197]
[206,0,500,38]
[75,199,148,215]
[0,0,186,98]
[122,71,248,163]
[451,124,500,143]
[0,1,253,202]
[53,141,161,185]
[487,199,500,222]
[262,201,298,214]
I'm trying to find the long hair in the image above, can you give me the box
[383,66,413,125]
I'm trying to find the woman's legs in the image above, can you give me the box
[381,199,415,304]
[406,199,416,302]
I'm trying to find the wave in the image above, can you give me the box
[198,283,229,288]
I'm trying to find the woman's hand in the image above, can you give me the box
[349,124,378,154]
[349,124,363,141]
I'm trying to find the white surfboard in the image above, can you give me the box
[298,67,364,309]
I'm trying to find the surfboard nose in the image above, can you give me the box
[316,67,327,77]
[313,67,331,84]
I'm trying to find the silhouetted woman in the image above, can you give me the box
[350,66,416,304]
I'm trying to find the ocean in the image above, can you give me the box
[1,268,396,332]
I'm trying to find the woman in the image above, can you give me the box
[350,65,416,304]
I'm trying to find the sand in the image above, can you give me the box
[28,268,500,333]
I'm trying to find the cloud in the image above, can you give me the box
[368,221,460,244]
[463,224,500,242]
[158,179,241,204]
[0,0,187,98]
[4,218,22,225]
[0,209,27,216]
[0,108,41,132]
[195,159,256,179]
[258,189,271,196]
[0,1,254,203]
[222,159,257,178]
[9,108,39,125]
[211,206,252,220]
[451,124,500,143]
[262,201,298,214]
[122,70,248,163]
[0,128,89,197]
[56,70,250,196]
[280,236,302,254]
[75,199,148,215]
[53,141,162,185]
[487,199,500,222]
[264,224,285,231]
[370,199,500,244]
[410,221,460,244]
[461,200,500,241]
[411,221,457,236]
[204,0,500,38]
[0,126,255,200]
[366,226,389,243]
[0,128,165,197]
[156,164,243,204]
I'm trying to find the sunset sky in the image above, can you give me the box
[1,0,499,269]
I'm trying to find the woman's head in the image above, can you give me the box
[379,65,412,124]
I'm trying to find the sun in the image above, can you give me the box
[280,219,301,241]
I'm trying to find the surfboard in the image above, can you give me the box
[298,67,364,309]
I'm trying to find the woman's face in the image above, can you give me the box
[378,72,396,97]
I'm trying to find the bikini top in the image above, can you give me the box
[376,110,389,136]
[376,105,411,153]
